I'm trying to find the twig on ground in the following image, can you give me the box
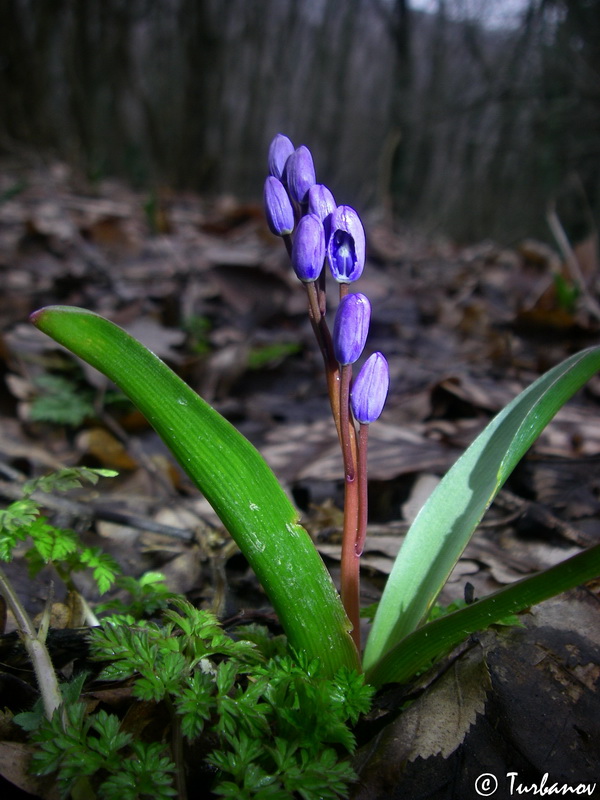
[0,478,196,541]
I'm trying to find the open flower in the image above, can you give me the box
[333,293,371,365]
[286,145,316,204]
[264,176,294,236]
[327,206,366,284]
[291,214,325,282]
[268,133,294,181]
[351,353,389,423]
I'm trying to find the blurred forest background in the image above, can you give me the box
[1,0,599,244]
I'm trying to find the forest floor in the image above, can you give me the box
[0,159,599,798]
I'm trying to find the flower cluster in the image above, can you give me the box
[263,133,389,425]
[264,133,389,647]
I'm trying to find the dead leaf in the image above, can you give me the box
[0,741,60,800]
[353,646,490,798]
[404,645,489,761]
[76,428,138,471]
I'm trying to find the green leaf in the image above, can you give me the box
[24,466,117,496]
[78,547,120,594]
[176,671,215,740]
[29,520,79,563]
[363,345,600,672]
[96,571,176,618]
[31,306,358,676]
[366,541,600,686]
[98,741,177,800]
[88,710,132,757]
[29,373,96,426]
[0,499,39,560]
[0,498,39,531]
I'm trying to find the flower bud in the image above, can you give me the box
[327,206,366,283]
[291,214,325,282]
[333,293,371,365]
[268,133,295,181]
[264,176,294,236]
[351,353,389,424]
[307,184,336,240]
[286,145,316,204]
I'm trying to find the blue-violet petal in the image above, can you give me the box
[333,293,371,365]
[308,184,336,240]
[286,146,317,204]
[291,214,325,282]
[264,177,294,236]
[351,352,389,423]
[268,134,295,181]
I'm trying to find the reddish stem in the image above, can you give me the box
[339,362,360,649]
[305,280,361,651]
[317,262,327,316]
[340,475,361,651]
[339,364,355,481]
[305,283,343,441]
[306,281,322,328]
[355,423,369,556]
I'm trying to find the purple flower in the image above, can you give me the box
[264,176,294,236]
[268,134,295,181]
[327,206,366,284]
[291,214,325,282]
[333,293,371,365]
[286,146,316,204]
[307,184,336,240]
[351,353,389,424]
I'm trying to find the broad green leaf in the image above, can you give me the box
[366,541,600,686]
[31,306,358,675]
[363,345,600,672]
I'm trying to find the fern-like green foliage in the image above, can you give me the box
[23,467,115,495]
[21,601,373,800]
[0,467,119,594]
[29,373,97,426]
[96,571,178,619]
[29,372,130,427]
[25,700,177,800]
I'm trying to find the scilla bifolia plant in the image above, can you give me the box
[29,135,600,691]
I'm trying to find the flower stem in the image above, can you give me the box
[339,365,355,481]
[305,282,342,439]
[317,264,327,316]
[306,281,323,329]
[340,476,361,651]
[355,423,369,556]
[306,281,361,649]
[339,363,360,649]
[282,233,293,259]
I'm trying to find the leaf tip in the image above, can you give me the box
[29,307,48,327]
